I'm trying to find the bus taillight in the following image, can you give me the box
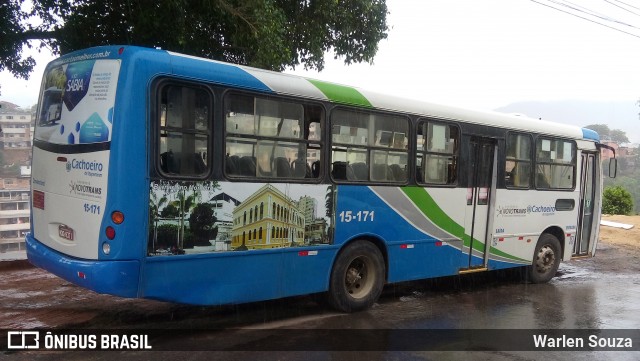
[33,190,45,210]
[111,211,124,224]
[106,226,116,240]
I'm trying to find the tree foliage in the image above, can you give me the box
[0,1,36,80]
[188,203,217,246]
[160,203,179,218]
[584,124,629,144]
[2,0,389,79]
[609,129,630,144]
[604,170,640,214]
[602,186,633,215]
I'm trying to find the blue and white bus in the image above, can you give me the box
[27,46,614,312]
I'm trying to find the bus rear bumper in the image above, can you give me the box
[25,234,140,298]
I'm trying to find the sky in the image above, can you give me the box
[1,0,639,138]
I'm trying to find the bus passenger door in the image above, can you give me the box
[574,153,597,256]
[463,137,497,270]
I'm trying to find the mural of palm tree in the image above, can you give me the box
[149,191,168,252]
[173,189,197,250]
[150,192,169,219]
[174,180,220,250]
[150,179,220,252]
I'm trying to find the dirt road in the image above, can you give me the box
[598,214,640,250]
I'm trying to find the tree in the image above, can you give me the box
[172,189,197,250]
[189,203,218,247]
[584,124,610,138]
[1,1,36,80]
[160,204,179,218]
[584,124,629,144]
[149,191,168,226]
[602,186,633,215]
[2,0,389,79]
[610,129,630,144]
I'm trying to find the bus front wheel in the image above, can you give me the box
[327,241,385,312]
[528,233,561,283]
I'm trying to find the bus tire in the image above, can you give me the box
[327,241,385,312]
[528,233,561,283]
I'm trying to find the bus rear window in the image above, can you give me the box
[35,59,121,145]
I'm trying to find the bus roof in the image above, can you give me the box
[51,45,596,141]
[168,50,593,141]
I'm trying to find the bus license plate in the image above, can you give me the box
[58,225,74,241]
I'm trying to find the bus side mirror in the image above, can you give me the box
[608,158,617,178]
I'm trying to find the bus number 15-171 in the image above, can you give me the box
[84,203,101,215]
[338,210,375,223]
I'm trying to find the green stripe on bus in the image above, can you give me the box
[401,187,528,263]
[401,187,465,239]
[307,79,372,107]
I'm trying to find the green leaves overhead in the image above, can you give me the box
[2,0,388,78]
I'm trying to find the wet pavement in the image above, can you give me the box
[1,240,639,360]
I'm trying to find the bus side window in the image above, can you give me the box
[416,120,458,185]
[535,138,575,190]
[505,133,532,188]
[330,109,409,183]
[224,94,323,180]
[158,84,211,177]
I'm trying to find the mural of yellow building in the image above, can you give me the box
[231,184,305,250]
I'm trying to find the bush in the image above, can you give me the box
[602,186,633,215]
[155,224,179,249]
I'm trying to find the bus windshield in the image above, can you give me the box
[35,59,121,145]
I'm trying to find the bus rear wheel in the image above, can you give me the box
[327,241,385,312]
[528,233,561,283]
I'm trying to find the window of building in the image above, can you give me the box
[535,138,575,189]
[158,84,211,177]
[416,120,459,185]
[330,109,409,183]
[224,94,323,179]
[505,133,532,188]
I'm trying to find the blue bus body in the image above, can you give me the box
[27,46,604,308]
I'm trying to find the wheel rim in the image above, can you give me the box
[535,244,556,273]
[344,256,375,299]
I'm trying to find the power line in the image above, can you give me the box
[547,0,640,29]
[605,0,640,16]
[529,0,640,39]
[611,0,640,12]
